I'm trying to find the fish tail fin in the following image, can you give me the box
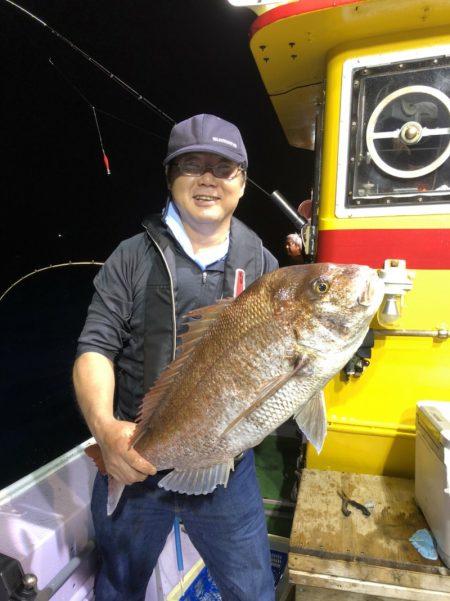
[107,477,125,516]
[85,444,125,516]
[85,443,107,474]
[293,390,328,454]
[158,460,234,495]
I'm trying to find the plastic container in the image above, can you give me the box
[167,534,292,601]
[415,400,450,567]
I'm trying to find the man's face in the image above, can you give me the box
[168,152,246,233]
[286,239,302,257]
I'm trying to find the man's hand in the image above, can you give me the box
[73,352,157,485]
[96,418,157,485]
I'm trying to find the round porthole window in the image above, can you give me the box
[366,85,450,179]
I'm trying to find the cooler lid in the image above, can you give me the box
[416,401,450,447]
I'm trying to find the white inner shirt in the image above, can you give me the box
[164,200,229,270]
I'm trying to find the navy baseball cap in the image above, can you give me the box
[163,114,248,168]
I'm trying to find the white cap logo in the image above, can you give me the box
[212,136,237,149]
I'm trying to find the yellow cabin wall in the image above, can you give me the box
[248,2,450,478]
[310,30,450,477]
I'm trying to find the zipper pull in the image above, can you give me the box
[234,269,246,297]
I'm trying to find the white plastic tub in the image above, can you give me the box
[415,400,450,567]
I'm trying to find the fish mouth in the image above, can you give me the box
[358,274,385,307]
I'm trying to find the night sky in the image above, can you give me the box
[1,0,314,289]
[0,0,314,485]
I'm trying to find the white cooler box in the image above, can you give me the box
[415,400,450,568]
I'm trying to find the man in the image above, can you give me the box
[73,114,279,601]
[285,232,304,264]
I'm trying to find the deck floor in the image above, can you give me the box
[295,588,394,600]
[290,470,450,601]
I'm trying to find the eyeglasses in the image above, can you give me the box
[173,157,245,180]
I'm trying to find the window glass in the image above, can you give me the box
[348,57,450,208]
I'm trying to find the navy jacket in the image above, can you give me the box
[77,212,278,420]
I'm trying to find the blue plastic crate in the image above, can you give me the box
[271,549,288,587]
[179,548,287,601]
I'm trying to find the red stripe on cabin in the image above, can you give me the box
[316,229,450,269]
[249,0,363,38]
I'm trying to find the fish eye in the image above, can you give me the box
[312,279,330,295]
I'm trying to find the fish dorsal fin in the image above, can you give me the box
[294,390,327,454]
[221,354,308,438]
[133,359,183,442]
[132,298,234,443]
[182,297,232,320]
[178,298,233,351]
[158,459,235,495]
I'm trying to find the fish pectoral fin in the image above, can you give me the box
[257,353,308,401]
[221,355,308,438]
[157,459,234,495]
[293,390,327,454]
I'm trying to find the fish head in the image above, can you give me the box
[270,262,385,352]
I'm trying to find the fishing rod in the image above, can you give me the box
[3,0,307,228]
[3,0,176,127]
[0,262,104,302]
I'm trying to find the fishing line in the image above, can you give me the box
[48,57,91,106]
[92,106,110,175]
[48,57,168,141]
[3,0,307,228]
[2,0,176,127]
[269,80,322,97]
[49,57,111,174]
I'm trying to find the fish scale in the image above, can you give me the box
[85,263,385,513]
[134,264,383,470]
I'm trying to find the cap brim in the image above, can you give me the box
[163,145,247,167]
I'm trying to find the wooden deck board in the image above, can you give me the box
[295,586,398,600]
[289,469,450,599]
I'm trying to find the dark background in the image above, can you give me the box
[0,0,314,487]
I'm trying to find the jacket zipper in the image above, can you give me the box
[144,227,178,361]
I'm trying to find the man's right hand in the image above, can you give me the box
[96,417,157,485]
[73,352,157,485]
